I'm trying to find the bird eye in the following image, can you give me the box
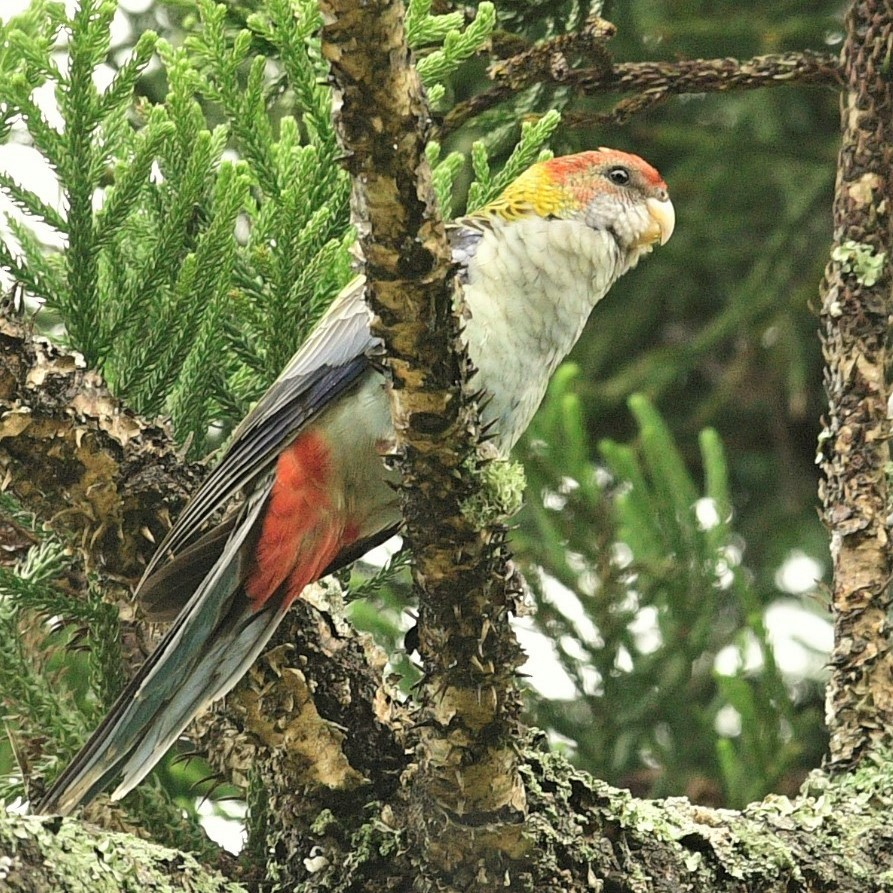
[607,166,630,186]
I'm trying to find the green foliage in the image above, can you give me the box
[466,109,561,211]
[0,530,91,781]
[410,0,496,105]
[344,548,412,605]
[0,493,217,852]
[427,97,561,219]
[0,493,123,753]
[517,372,826,806]
[425,142,466,218]
[345,548,420,693]
[0,0,353,456]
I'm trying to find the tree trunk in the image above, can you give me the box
[3,0,893,890]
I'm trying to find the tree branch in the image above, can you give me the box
[817,0,893,768]
[0,810,241,893]
[319,0,528,884]
[442,49,843,133]
[596,51,844,124]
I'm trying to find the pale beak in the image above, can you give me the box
[644,196,675,246]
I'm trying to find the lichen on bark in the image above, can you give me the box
[817,0,893,769]
[0,809,242,893]
[319,0,528,883]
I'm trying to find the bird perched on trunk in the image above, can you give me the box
[36,148,674,815]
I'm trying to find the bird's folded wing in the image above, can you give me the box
[138,275,377,589]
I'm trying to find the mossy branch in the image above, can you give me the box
[0,810,241,893]
[443,45,843,133]
[817,0,893,769]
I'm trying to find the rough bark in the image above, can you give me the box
[6,747,893,892]
[817,0,893,768]
[319,0,528,886]
[0,309,201,578]
[442,47,843,134]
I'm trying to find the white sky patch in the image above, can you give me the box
[360,534,403,568]
[545,727,577,754]
[612,540,633,569]
[0,141,66,281]
[1,0,33,20]
[724,540,743,567]
[30,79,66,130]
[614,644,634,673]
[579,664,602,697]
[542,489,567,512]
[765,600,832,676]
[93,61,117,92]
[715,597,831,680]
[559,475,580,494]
[694,496,721,530]
[110,5,133,47]
[121,0,155,12]
[627,604,661,654]
[714,629,763,676]
[514,616,577,700]
[775,549,824,595]
[537,570,602,647]
[714,552,735,590]
[714,703,742,737]
[197,797,247,855]
[4,796,27,814]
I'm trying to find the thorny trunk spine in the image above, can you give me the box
[318,0,529,883]
[818,0,893,768]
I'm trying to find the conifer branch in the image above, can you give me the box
[442,48,844,133]
[817,0,893,769]
[320,0,528,884]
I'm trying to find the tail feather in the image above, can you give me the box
[35,491,273,816]
[109,601,286,802]
[34,429,391,815]
[138,516,238,622]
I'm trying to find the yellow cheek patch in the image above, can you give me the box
[474,166,575,222]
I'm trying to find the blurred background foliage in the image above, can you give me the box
[0,0,841,848]
[506,0,839,806]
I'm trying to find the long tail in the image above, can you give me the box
[35,428,395,815]
[34,492,286,815]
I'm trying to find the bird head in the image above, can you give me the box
[477,148,675,254]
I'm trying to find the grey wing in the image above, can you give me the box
[138,275,378,590]
[447,219,487,275]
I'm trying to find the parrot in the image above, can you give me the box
[35,148,674,815]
